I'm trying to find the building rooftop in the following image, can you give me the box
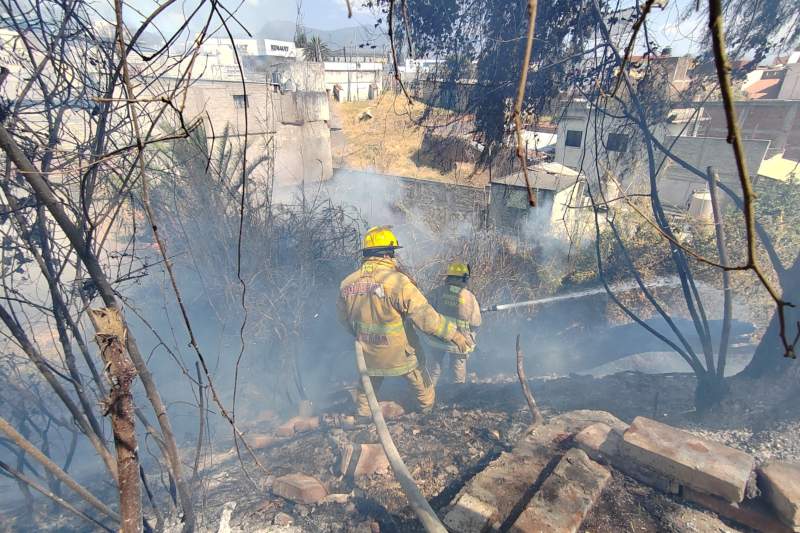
[744,78,783,99]
[758,153,800,182]
[491,162,579,191]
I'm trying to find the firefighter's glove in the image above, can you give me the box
[451,331,474,354]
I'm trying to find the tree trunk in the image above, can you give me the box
[93,308,142,533]
[739,252,800,378]
[0,123,195,530]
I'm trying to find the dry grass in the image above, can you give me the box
[331,92,490,187]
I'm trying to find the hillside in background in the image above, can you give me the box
[255,19,389,50]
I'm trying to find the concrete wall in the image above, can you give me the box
[489,184,554,230]
[326,169,487,228]
[269,61,325,92]
[198,37,260,68]
[778,63,800,100]
[180,79,333,187]
[488,181,587,238]
[700,100,800,160]
[554,102,774,212]
[655,136,770,208]
[273,120,333,184]
[323,62,384,101]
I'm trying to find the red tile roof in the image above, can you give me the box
[745,78,783,99]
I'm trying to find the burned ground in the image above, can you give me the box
[147,369,797,532]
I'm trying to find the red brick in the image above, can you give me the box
[275,416,320,438]
[272,473,327,504]
[379,401,405,419]
[684,487,794,533]
[759,461,800,531]
[354,444,390,477]
[574,423,622,463]
[248,433,277,448]
[340,443,391,478]
[512,448,611,533]
[444,451,550,532]
[621,417,754,503]
[293,416,320,433]
[275,417,300,437]
[575,422,679,494]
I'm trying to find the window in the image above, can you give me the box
[565,130,583,148]
[271,71,281,84]
[607,132,629,152]
[233,94,248,109]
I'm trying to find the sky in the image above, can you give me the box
[96,0,377,38]
[94,0,709,57]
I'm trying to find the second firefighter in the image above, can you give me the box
[427,262,481,385]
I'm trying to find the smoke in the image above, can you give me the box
[119,164,758,447]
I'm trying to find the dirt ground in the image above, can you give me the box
[330,95,489,186]
[4,366,797,532]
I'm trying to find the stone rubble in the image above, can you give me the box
[379,400,406,419]
[443,451,550,532]
[759,461,800,531]
[271,512,295,526]
[207,404,798,533]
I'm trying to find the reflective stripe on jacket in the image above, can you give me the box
[427,283,482,354]
[337,258,456,376]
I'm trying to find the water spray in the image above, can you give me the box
[481,277,682,313]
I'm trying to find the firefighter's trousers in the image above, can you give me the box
[355,368,434,416]
[430,349,467,386]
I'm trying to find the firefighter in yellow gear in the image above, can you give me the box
[337,227,474,416]
[427,261,482,385]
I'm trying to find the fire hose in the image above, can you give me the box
[481,299,538,313]
[354,341,447,533]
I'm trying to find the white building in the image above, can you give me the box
[778,63,800,100]
[264,39,298,58]
[489,162,585,235]
[191,37,299,80]
[553,100,771,215]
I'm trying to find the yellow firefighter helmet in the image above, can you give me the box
[363,226,401,250]
[446,261,470,277]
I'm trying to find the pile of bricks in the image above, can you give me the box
[267,409,798,532]
[443,410,622,532]
[443,411,800,532]
[575,416,799,532]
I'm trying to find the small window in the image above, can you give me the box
[607,132,629,152]
[271,71,280,84]
[233,94,248,109]
[565,130,583,148]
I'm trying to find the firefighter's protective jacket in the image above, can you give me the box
[428,282,482,353]
[338,257,456,376]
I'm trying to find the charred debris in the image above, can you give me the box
[1,0,799,532]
